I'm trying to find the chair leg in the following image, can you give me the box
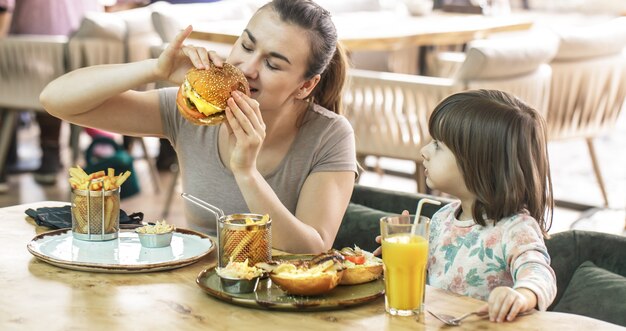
[161,165,179,219]
[586,138,609,207]
[0,110,18,177]
[138,137,161,194]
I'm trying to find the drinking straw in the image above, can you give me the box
[412,198,442,235]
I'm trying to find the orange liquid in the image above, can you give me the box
[382,234,428,311]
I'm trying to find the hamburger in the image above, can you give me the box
[256,251,345,296]
[176,62,250,126]
[338,246,383,285]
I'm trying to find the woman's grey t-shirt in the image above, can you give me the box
[158,87,357,235]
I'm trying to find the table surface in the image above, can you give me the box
[189,10,535,51]
[1,201,622,331]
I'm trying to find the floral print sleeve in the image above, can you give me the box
[427,202,556,311]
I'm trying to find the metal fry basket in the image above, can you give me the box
[218,214,272,268]
[71,178,120,241]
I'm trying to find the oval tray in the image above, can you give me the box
[196,254,384,311]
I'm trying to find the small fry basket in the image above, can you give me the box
[218,214,272,268]
[71,178,120,241]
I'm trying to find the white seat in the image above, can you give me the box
[0,35,69,177]
[344,33,558,192]
[546,17,626,207]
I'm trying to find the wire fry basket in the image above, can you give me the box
[218,214,272,268]
[71,178,120,241]
[181,193,272,268]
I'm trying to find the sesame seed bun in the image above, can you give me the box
[176,63,250,126]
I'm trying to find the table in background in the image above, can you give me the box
[0,201,621,330]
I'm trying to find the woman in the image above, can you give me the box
[40,0,357,253]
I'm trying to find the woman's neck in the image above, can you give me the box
[262,100,308,146]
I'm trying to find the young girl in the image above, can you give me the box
[378,89,556,323]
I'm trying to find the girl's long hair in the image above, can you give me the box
[429,89,553,236]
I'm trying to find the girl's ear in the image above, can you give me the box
[295,74,321,99]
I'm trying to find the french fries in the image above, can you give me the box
[68,165,131,191]
[69,166,129,236]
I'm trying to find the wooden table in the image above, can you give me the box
[189,11,534,52]
[1,201,622,330]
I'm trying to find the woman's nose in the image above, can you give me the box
[239,59,259,80]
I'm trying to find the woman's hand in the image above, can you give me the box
[480,287,536,323]
[154,25,225,85]
[225,90,266,174]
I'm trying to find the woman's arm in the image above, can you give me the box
[237,170,355,253]
[40,26,209,137]
[40,59,164,136]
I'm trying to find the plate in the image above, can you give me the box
[196,255,385,311]
[27,228,214,273]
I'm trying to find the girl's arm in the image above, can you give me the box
[482,215,557,322]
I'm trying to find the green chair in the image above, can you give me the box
[545,230,626,327]
[333,184,453,252]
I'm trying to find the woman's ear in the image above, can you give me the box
[296,74,321,99]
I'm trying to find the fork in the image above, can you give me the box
[428,310,487,326]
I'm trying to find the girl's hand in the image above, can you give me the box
[483,287,535,322]
[372,210,411,256]
[225,90,265,174]
[154,25,224,85]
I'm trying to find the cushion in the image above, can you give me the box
[553,261,626,327]
[315,0,381,14]
[151,1,253,43]
[333,202,389,253]
[72,12,127,41]
[554,17,626,61]
[455,29,559,80]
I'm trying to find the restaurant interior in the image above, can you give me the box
[1,0,625,330]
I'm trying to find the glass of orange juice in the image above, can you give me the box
[380,214,429,316]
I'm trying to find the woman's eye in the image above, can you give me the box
[265,59,278,70]
[241,43,253,52]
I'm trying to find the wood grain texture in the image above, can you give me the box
[2,201,623,331]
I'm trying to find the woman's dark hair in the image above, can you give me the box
[261,0,348,114]
[429,89,553,236]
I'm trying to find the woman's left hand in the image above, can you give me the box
[224,90,266,173]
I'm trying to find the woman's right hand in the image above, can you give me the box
[154,25,225,85]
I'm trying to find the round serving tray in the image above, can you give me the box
[27,228,214,273]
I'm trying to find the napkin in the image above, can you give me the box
[25,205,144,229]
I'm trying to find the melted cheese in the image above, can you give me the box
[183,80,222,116]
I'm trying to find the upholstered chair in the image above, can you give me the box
[0,35,68,177]
[545,230,626,327]
[344,32,558,192]
[546,17,626,207]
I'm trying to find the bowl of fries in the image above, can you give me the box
[217,214,272,268]
[216,259,264,294]
[136,220,176,248]
[69,166,131,241]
